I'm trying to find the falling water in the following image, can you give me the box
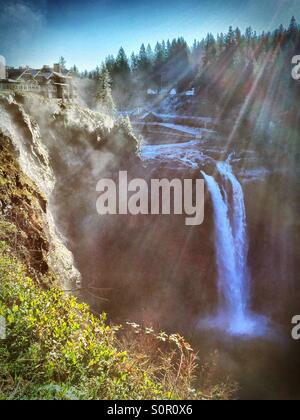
[201,161,267,336]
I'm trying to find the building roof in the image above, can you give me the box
[53,71,72,79]
[26,69,41,78]
[37,72,53,80]
[7,66,73,83]
[7,68,27,81]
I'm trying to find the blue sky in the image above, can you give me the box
[0,0,299,70]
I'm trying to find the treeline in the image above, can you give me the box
[77,17,300,109]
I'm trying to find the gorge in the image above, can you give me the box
[1,92,300,399]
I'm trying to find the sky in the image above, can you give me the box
[0,0,300,70]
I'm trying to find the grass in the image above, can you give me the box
[0,242,235,400]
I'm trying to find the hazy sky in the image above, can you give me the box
[0,0,299,70]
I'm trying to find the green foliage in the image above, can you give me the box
[0,219,17,241]
[81,16,300,106]
[0,243,234,400]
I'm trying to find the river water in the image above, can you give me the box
[140,123,300,399]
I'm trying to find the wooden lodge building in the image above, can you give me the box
[0,59,75,101]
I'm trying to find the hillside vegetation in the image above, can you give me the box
[0,241,236,400]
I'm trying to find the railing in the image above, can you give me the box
[0,82,41,92]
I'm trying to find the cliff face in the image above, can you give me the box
[0,95,81,288]
[0,93,140,291]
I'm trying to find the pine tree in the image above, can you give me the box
[146,44,154,61]
[95,65,115,113]
[71,65,79,76]
[59,56,67,71]
[166,39,171,56]
[203,33,217,63]
[114,47,130,79]
[289,16,298,33]
[105,55,116,74]
[130,52,138,72]
[95,66,100,79]
[245,27,253,47]
[136,44,153,89]
[154,43,165,67]
[162,40,167,58]
[138,44,149,72]
[217,33,225,52]
[273,24,285,47]
[153,42,166,88]
[235,27,242,46]
[226,26,236,49]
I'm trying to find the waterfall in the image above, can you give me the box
[201,161,266,336]
[217,161,250,310]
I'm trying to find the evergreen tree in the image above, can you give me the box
[245,26,253,51]
[287,16,299,43]
[273,24,285,47]
[111,48,131,109]
[289,16,298,33]
[235,27,242,46]
[136,44,153,89]
[225,26,236,50]
[59,56,67,71]
[138,44,150,72]
[203,33,217,64]
[71,65,79,76]
[146,44,154,61]
[217,33,225,53]
[105,55,116,75]
[130,52,139,72]
[95,65,115,113]
[166,37,190,91]
[166,39,172,56]
[115,47,130,76]
[161,40,167,58]
[153,42,166,87]
[95,66,100,79]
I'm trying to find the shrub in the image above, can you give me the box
[0,242,235,400]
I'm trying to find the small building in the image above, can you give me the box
[147,88,159,95]
[184,88,195,96]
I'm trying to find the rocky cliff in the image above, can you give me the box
[0,93,139,290]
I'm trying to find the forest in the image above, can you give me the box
[78,17,300,114]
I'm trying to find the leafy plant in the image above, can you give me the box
[0,242,235,400]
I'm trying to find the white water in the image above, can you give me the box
[141,139,203,169]
[141,136,268,336]
[201,162,267,336]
